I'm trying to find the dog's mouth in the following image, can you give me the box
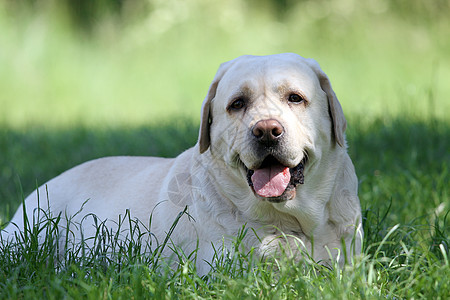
[245,155,307,203]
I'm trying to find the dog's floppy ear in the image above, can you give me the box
[199,60,235,153]
[305,58,347,147]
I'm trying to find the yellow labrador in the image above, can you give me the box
[2,53,362,273]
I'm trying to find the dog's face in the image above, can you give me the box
[199,53,346,203]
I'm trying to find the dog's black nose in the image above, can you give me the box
[252,119,284,144]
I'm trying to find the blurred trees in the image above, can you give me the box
[3,0,449,32]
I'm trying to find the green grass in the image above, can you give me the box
[1,117,448,299]
[1,0,450,298]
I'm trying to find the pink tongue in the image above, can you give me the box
[251,164,291,198]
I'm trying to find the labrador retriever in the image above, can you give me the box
[1,53,362,274]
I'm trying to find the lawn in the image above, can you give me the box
[1,0,449,298]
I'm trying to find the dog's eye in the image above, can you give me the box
[229,98,246,110]
[288,93,305,104]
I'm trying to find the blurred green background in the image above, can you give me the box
[1,0,449,127]
[0,0,449,224]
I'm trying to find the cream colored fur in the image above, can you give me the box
[2,53,362,274]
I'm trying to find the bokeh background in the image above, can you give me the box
[1,0,449,126]
[0,0,449,225]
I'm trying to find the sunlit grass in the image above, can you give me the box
[1,192,449,298]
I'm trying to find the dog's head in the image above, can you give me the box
[198,53,346,203]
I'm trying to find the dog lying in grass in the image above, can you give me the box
[1,53,362,274]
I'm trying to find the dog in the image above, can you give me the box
[1,53,362,274]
